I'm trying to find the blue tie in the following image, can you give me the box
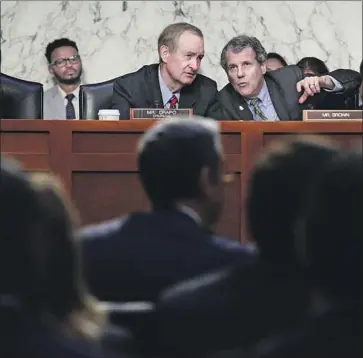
[65,93,76,119]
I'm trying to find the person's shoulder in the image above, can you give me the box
[194,73,218,91]
[211,235,257,256]
[44,85,58,98]
[114,63,158,84]
[267,65,303,82]
[77,215,131,241]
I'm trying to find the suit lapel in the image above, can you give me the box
[264,76,291,120]
[179,80,197,109]
[226,84,254,120]
[51,86,67,118]
[145,64,163,108]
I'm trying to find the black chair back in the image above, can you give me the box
[0,73,43,119]
[79,79,115,120]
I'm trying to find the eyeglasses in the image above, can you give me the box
[50,55,81,68]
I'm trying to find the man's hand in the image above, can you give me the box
[296,75,334,104]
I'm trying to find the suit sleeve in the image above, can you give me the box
[327,69,361,98]
[111,79,132,120]
[205,82,225,120]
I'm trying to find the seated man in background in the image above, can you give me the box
[112,22,222,120]
[266,52,288,71]
[218,35,361,120]
[79,116,255,303]
[43,38,83,120]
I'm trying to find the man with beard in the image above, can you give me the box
[43,38,83,120]
[111,22,222,120]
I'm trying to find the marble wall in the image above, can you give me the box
[1,1,362,90]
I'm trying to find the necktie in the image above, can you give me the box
[65,93,76,119]
[250,98,268,121]
[168,95,178,109]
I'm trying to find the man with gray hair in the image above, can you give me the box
[218,35,361,121]
[80,116,255,302]
[112,22,222,119]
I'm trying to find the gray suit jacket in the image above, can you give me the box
[43,85,81,120]
[43,85,67,120]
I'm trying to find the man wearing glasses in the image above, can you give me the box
[43,38,83,120]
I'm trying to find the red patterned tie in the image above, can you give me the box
[169,95,178,109]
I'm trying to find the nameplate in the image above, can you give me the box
[130,108,193,120]
[303,110,362,121]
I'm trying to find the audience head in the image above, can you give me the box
[29,173,104,339]
[296,56,329,76]
[220,35,268,98]
[245,136,340,265]
[266,52,288,71]
[300,149,362,303]
[158,22,204,89]
[0,156,43,297]
[45,38,82,86]
[137,116,229,229]
[0,160,103,340]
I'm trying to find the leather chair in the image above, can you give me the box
[0,73,43,119]
[79,78,116,120]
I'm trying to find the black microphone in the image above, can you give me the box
[153,100,162,108]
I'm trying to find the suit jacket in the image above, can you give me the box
[43,86,67,120]
[218,65,361,121]
[43,85,81,120]
[111,64,222,120]
[79,209,255,302]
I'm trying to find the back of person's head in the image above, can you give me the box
[245,136,340,265]
[29,173,105,340]
[301,150,362,302]
[266,52,288,71]
[137,116,225,227]
[296,56,329,76]
[0,156,43,298]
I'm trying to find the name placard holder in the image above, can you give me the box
[303,110,363,121]
[130,108,193,120]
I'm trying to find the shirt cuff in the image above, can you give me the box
[324,76,344,92]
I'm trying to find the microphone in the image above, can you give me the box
[153,100,162,108]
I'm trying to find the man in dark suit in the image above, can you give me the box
[112,22,221,120]
[218,35,361,121]
[79,116,255,302]
[153,136,341,357]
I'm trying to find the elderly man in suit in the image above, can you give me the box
[79,116,255,303]
[218,35,361,121]
[111,22,222,120]
[43,38,83,120]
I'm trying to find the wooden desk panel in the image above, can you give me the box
[1,120,362,242]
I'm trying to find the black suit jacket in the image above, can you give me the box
[111,64,222,119]
[79,209,255,302]
[218,65,361,121]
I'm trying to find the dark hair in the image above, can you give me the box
[137,117,221,208]
[359,59,363,78]
[45,38,79,64]
[220,35,267,72]
[302,150,362,301]
[267,52,288,67]
[296,57,329,76]
[0,156,43,296]
[245,136,340,265]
